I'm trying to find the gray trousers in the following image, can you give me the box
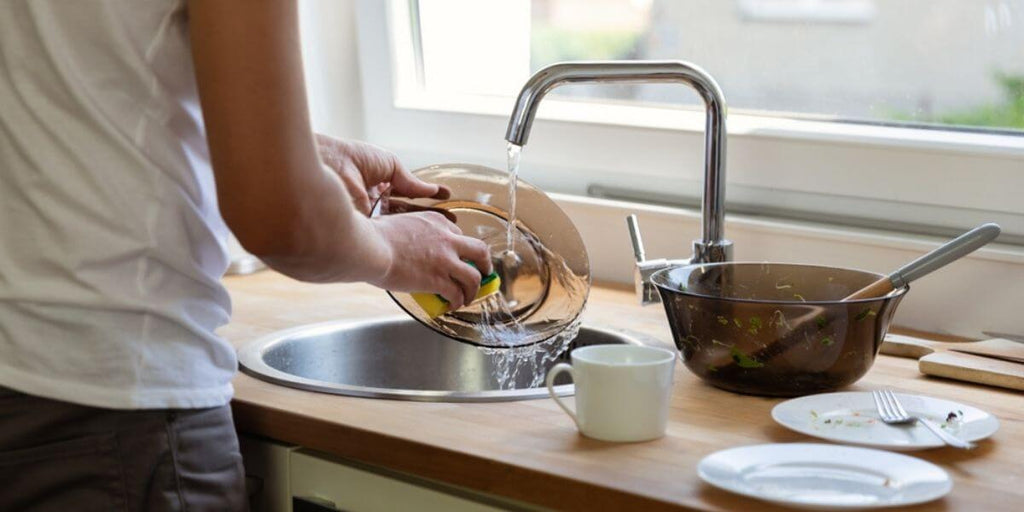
[0,386,248,512]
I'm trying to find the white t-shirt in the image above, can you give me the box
[0,0,236,409]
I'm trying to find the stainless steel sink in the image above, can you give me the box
[237,317,651,402]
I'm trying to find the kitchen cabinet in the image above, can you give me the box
[241,435,540,512]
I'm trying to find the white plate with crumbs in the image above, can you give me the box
[697,443,952,510]
[771,391,999,450]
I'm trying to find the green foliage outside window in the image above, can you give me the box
[887,72,1024,131]
[530,28,641,71]
[936,73,1024,130]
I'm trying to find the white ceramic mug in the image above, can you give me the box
[545,345,676,442]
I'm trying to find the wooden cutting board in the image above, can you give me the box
[880,333,1024,391]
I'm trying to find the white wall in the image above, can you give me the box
[300,0,365,140]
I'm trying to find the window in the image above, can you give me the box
[354,0,1024,244]
[412,0,1023,133]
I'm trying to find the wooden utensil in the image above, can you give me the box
[881,333,1024,391]
[845,223,1001,300]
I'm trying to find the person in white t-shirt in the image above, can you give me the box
[0,1,491,510]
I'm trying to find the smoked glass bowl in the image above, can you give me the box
[378,164,591,348]
[651,262,908,397]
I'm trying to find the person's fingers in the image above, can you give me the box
[385,199,458,223]
[432,185,452,200]
[319,135,390,188]
[435,278,465,310]
[346,140,407,190]
[347,139,443,200]
[339,165,373,215]
[316,134,345,172]
[448,258,482,308]
[389,165,441,199]
[456,236,493,276]
[420,211,462,235]
[319,135,449,202]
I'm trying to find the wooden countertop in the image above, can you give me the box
[223,271,1023,511]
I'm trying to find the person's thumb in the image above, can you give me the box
[390,166,448,199]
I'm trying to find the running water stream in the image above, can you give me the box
[500,143,523,274]
[465,142,586,390]
[506,143,521,252]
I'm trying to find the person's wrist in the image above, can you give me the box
[361,216,397,288]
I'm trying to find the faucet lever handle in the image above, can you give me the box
[625,215,675,306]
[626,214,647,263]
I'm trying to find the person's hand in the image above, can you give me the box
[317,134,492,306]
[316,134,449,215]
[368,212,494,309]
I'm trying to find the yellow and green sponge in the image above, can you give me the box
[411,263,501,318]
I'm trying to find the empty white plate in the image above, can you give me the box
[698,443,952,510]
[772,391,999,450]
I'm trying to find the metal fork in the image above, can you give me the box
[872,389,975,450]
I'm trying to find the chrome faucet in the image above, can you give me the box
[504,60,733,304]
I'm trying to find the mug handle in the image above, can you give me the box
[545,363,580,429]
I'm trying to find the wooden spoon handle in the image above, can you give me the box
[844,277,895,301]
[843,223,1000,301]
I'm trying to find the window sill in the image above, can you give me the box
[395,91,1024,158]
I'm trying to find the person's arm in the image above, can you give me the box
[188,0,490,308]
